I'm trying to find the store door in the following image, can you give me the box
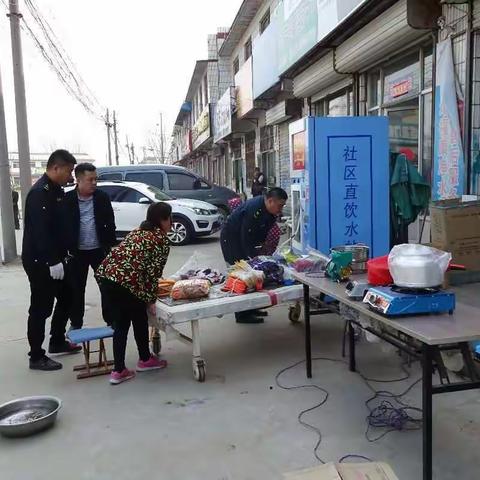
[245,133,256,191]
[387,103,425,243]
[386,104,419,168]
[233,159,245,196]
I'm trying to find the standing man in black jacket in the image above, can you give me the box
[23,149,81,371]
[63,163,116,330]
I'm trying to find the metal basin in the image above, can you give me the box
[0,396,62,438]
[331,245,370,273]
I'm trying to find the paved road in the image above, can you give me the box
[0,236,479,479]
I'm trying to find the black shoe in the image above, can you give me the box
[49,341,82,355]
[29,356,62,371]
[236,314,264,324]
[255,310,269,317]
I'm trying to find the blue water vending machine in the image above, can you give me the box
[289,116,390,258]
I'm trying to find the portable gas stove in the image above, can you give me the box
[345,281,371,300]
[363,285,456,317]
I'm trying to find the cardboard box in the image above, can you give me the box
[284,462,399,480]
[430,198,480,271]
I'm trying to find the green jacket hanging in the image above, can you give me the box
[390,153,431,233]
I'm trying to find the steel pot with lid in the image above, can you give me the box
[388,244,452,289]
[330,244,369,273]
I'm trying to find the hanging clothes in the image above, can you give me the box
[390,152,431,246]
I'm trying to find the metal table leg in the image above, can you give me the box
[191,319,206,382]
[422,344,433,480]
[348,321,356,372]
[304,284,312,378]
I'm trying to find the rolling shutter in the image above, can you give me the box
[293,51,344,99]
[335,0,426,73]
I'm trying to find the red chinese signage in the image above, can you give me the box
[390,77,413,98]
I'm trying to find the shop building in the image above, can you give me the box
[170,31,230,179]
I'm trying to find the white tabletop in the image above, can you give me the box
[156,284,303,325]
[292,272,480,346]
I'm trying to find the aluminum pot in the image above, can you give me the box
[331,245,370,273]
[389,251,443,288]
[0,396,62,438]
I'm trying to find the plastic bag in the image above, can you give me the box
[171,279,210,300]
[292,255,328,274]
[388,244,451,288]
[228,260,264,290]
[170,251,226,282]
[248,257,284,285]
[272,246,300,265]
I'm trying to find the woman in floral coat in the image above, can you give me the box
[96,202,172,385]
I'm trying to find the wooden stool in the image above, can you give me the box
[67,327,114,379]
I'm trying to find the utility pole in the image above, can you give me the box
[105,108,112,165]
[8,0,32,214]
[159,112,165,164]
[113,110,119,165]
[125,135,132,164]
[130,143,135,164]
[0,63,17,263]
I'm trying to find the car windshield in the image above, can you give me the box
[145,185,172,201]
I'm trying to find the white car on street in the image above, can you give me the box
[69,181,223,246]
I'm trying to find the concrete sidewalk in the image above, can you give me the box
[0,240,479,479]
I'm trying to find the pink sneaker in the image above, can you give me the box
[110,368,135,385]
[137,355,168,372]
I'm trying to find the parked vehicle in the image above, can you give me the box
[96,164,238,220]
[67,181,223,246]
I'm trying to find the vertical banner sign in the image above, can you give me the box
[310,117,390,258]
[433,39,464,200]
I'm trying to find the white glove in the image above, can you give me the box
[49,263,65,281]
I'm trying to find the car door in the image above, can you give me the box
[97,185,149,234]
[166,171,203,201]
[114,187,150,233]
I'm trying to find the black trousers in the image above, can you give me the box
[67,248,109,329]
[220,228,244,266]
[99,280,150,372]
[24,262,71,361]
[220,232,259,320]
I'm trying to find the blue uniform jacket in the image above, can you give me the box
[220,196,276,264]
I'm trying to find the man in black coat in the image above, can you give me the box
[63,162,116,329]
[221,187,287,323]
[22,149,81,371]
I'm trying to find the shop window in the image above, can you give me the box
[387,102,419,169]
[260,126,275,152]
[260,9,270,34]
[312,100,325,116]
[261,151,276,187]
[383,59,420,106]
[244,37,252,61]
[327,91,350,117]
[423,50,433,90]
[368,70,381,110]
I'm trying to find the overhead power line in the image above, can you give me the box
[0,0,104,121]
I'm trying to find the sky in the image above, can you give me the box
[0,0,241,165]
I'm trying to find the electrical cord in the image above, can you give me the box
[275,354,423,464]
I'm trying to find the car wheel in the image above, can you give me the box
[168,217,192,246]
[218,206,229,223]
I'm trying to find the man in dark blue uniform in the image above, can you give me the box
[221,187,288,323]
[22,150,81,371]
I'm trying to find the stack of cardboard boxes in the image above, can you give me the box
[430,197,480,285]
